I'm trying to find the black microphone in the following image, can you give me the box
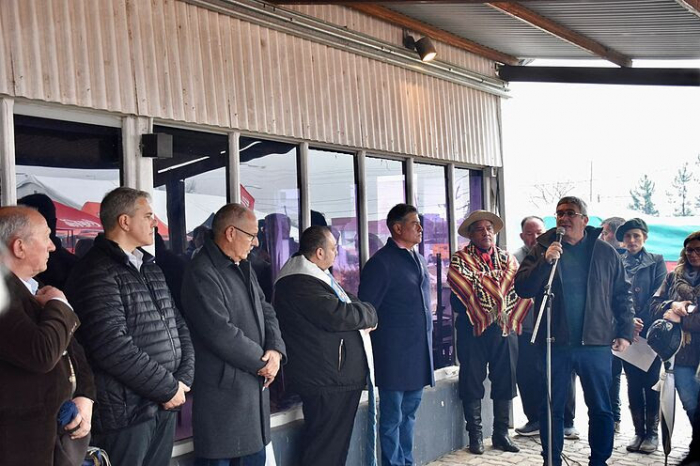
[555,227,566,243]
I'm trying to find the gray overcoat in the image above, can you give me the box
[181,237,287,459]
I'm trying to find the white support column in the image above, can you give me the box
[0,97,16,206]
[299,142,310,231]
[356,150,369,267]
[122,116,154,195]
[405,157,415,206]
[229,131,240,203]
[446,163,457,255]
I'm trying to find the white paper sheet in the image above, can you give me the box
[612,336,658,372]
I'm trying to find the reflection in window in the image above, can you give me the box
[413,163,454,369]
[365,157,405,258]
[14,115,121,260]
[309,149,360,294]
[455,168,483,249]
[152,126,229,441]
[153,126,228,256]
[240,138,300,413]
[240,137,300,302]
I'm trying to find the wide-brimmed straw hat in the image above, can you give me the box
[457,210,503,238]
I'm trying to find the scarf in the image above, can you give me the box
[448,243,530,336]
[276,254,378,466]
[623,250,645,277]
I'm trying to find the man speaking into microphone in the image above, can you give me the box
[515,196,635,466]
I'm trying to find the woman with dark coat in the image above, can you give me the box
[653,231,700,466]
[615,219,666,454]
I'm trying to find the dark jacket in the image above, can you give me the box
[515,226,635,346]
[0,273,95,466]
[37,236,79,289]
[65,234,194,434]
[274,262,377,393]
[358,238,435,391]
[622,248,666,335]
[651,270,700,368]
[181,237,287,459]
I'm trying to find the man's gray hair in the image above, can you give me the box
[100,187,151,232]
[557,196,588,216]
[212,203,252,238]
[601,216,625,232]
[0,206,37,247]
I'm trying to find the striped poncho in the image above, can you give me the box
[448,243,530,337]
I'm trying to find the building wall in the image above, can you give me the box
[0,0,505,167]
[170,374,493,466]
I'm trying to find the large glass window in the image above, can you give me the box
[152,126,229,441]
[309,149,360,294]
[455,167,484,248]
[153,125,228,256]
[365,157,405,258]
[240,137,300,303]
[14,115,121,258]
[413,163,454,369]
[240,137,300,413]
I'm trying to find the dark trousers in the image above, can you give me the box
[623,357,661,418]
[457,322,517,401]
[299,389,362,466]
[194,448,266,466]
[93,410,177,466]
[540,347,613,466]
[610,356,623,423]
[517,333,576,426]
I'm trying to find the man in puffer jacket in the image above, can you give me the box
[274,225,377,466]
[66,187,195,466]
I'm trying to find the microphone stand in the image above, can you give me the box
[531,233,563,466]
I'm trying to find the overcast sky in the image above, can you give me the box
[501,59,700,248]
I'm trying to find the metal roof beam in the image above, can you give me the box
[676,0,700,17]
[346,3,521,65]
[498,66,700,86]
[486,2,633,68]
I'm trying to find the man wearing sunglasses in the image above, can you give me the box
[515,196,635,466]
[181,203,286,466]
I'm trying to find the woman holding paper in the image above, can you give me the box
[616,219,667,453]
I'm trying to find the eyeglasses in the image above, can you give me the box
[555,210,585,219]
[233,225,257,242]
[686,247,700,256]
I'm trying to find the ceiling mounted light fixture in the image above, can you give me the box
[403,30,437,62]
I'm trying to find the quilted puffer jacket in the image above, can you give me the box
[66,234,194,433]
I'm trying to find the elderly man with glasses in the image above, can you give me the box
[515,196,635,466]
[181,203,286,466]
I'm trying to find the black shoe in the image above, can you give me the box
[492,400,520,453]
[515,420,540,437]
[469,435,485,455]
[463,400,484,455]
[492,433,520,452]
[627,409,646,452]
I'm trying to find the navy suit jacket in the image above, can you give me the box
[359,238,435,391]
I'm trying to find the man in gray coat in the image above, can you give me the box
[181,203,286,466]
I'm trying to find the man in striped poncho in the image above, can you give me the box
[448,210,530,455]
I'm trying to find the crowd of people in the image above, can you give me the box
[1,189,700,466]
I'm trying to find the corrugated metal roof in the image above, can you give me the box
[384,0,700,62]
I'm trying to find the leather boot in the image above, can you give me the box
[626,409,646,452]
[492,400,520,453]
[639,412,659,453]
[463,400,484,454]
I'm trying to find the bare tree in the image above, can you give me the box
[529,181,575,209]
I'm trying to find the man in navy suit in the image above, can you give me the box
[359,203,434,466]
